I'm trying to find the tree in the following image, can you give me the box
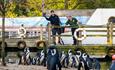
[1,0,115,17]
[0,0,12,66]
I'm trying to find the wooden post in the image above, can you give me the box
[107,22,113,45]
[109,22,113,45]
[107,22,110,45]
[40,24,43,41]
[21,36,24,40]
[78,24,82,46]
[78,30,82,46]
[48,23,51,46]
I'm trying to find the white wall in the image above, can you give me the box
[87,8,115,25]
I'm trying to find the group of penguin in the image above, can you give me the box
[19,47,46,65]
[60,49,101,70]
[19,46,101,70]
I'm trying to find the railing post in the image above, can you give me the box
[78,25,82,46]
[107,22,113,45]
[40,24,43,41]
[78,30,82,46]
[107,23,109,45]
[48,23,51,46]
[110,22,113,45]
[8,32,11,39]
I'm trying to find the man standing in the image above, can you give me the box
[66,15,79,45]
[43,10,61,45]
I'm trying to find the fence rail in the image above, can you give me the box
[47,22,114,46]
[0,22,114,46]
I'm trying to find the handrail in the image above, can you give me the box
[51,35,115,37]
[47,22,114,46]
[0,22,114,46]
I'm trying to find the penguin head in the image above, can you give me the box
[51,49,56,56]
[82,53,88,58]
[40,50,44,55]
[68,49,72,53]
[24,47,30,53]
[62,51,65,54]
[93,58,97,62]
[76,51,82,56]
[41,50,44,52]
[48,45,57,56]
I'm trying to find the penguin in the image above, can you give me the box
[75,51,82,61]
[76,51,84,70]
[23,47,31,65]
[93,58,101,70]
[32,57,37,65]
[75,51,89,70]
[47,46,62,70]
[60,51,67,67]
[82,53,90,70]
[68,49,74,67]
[39,50,45,65]
[86,55,93,69]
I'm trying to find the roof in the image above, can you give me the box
[86,8,115,25]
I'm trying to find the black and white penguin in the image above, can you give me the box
[68,49,74,67]
[82,53,90,70]
[93,58,101,70]
[39,50,45,65]
[47,46,62,70]
[23,47,31,65]
[60,51,67,67]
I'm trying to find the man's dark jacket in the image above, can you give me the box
[44,14,60,26]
